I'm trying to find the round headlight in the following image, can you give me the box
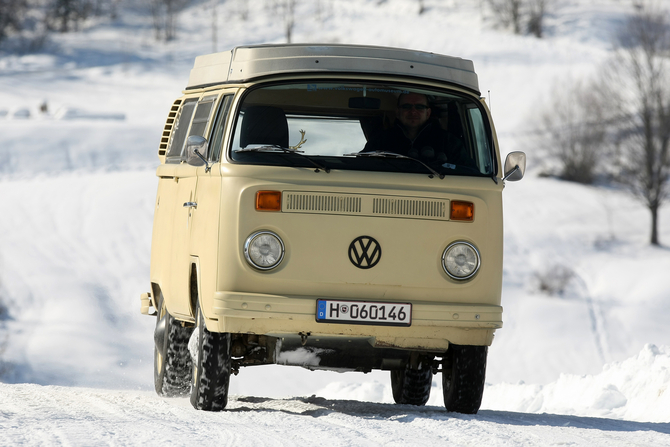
[442,242,480,280]
[244,231,285,270]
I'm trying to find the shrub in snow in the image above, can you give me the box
[483,0,550,38]
[532,264,576,296]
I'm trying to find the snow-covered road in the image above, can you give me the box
[2,383,668,446]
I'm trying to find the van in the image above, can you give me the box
[140,44,526,413]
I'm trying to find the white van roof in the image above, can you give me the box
[186,44,479,93]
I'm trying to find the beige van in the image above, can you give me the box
[140,44,526,413]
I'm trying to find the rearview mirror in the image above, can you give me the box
[348,97,381,109]
[185,135,211,172]
[503,151,526,182]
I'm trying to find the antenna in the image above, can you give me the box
[488,90,491,112]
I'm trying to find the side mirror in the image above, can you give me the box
[185,135,211,172]
[503,151,526,182]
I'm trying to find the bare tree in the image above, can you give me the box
[237,0,249,20]
[606,3,670,245]
[46,0,92,32]
[485,0,522,34]
[418,0,425,15]
[315,0,331,22]
[149,0,191,41]
[485,0,551,38]
[283,0,296,43]
[0,0,29,42]
[164,0,182,40]
[538,78,611,184]
[210,0,218,52]
[527,0,548,38]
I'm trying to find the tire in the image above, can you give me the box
[154,293,194,397]
[189,300,232,411]
[391,363,433,406]
[442,344,487,414]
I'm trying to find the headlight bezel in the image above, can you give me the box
[441,241,481,280]
[244,230,286,271]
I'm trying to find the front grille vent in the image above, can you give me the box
[284,193,362,213]
[283,191,449,221]
[372,198,447,218]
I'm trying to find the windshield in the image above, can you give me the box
[229,81,495,177]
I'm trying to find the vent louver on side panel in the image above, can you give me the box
[372,198,447,218]
[158,99,182,157]
[284,193,362,214]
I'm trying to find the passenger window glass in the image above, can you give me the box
[189,95,217,140]
[167,98,197,159]
[208,95,233,163]
[467,107,494,175]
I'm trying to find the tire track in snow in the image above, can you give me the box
[573,271,609,364]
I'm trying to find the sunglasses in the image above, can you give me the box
[399,104,429,111]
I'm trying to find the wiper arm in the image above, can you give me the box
[344,150,444,179]
[235,145,330,173]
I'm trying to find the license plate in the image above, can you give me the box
[316,299,411,326]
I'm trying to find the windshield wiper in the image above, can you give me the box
[235,145,330,173]
[344,150,444,179]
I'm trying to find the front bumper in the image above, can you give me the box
[212,291,502,349]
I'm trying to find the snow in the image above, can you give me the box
[484,344,670,422]
[277,347,335,368]
[2,383,668,447]
[1,0,670,444]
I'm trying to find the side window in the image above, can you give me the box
[208,95,233,163]
[189,95,217,139]
[166,98,197,160]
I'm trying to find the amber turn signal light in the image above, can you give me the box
[450,200,474,221]
[256,191,282,211]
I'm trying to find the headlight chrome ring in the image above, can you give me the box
[442,241,481,280]
[244,231,285,271]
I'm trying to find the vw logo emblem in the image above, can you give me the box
[348,236,382,269]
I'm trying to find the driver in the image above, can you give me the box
[363,92,470,166]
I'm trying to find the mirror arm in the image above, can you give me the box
[194,149,211,173]
[502,165,519,182]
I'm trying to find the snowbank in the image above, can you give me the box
[314,345,670,423]
[484,344,670,422]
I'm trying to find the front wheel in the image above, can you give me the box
[153,293,193,397]
[442,344,487,414]
[189,300,232,411]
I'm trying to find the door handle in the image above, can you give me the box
[183,202,197,208]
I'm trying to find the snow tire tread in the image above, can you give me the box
[442,344,487,414]
[190,302,231,412]
[391,365,433,406]
[154,299,194,397]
